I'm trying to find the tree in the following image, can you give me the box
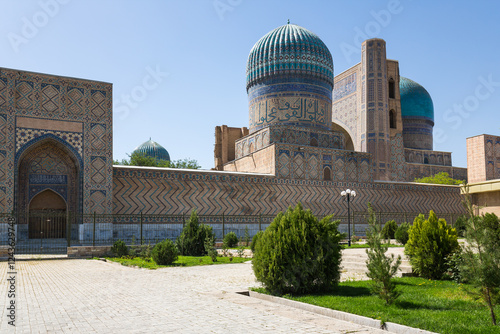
[114,152,200,169]
[381,220,398,240]
[405,211,458,279]
[414,172,464,185]
[365,203,401,305]
[460,186,500,325]
[252,203,343,294]
[176,210,215,256]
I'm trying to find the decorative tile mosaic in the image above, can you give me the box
[16,127,83,155]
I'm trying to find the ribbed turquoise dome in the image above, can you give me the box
[399,77,434,121]
[246,23,334,91]
[133,139,170,162]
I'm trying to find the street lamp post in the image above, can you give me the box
[341,189,356,246]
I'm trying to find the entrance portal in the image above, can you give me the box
[28,190,67,239]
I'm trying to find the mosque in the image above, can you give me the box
[0,23,474,245]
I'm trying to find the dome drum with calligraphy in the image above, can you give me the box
[246,24,335,134]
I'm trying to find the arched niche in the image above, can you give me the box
[16,137,80,238]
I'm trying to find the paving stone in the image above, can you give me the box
[0,254,391,333]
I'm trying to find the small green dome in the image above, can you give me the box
[133,139,170,162]
[246,23,334,91]
[399,77,434,121]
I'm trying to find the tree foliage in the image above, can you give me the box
[460,186,500,325]
[252,203,343,294]
[365,203,401,305]
[176,210,215,256]
[151,239,179,265]
[395,222,410,245]
[114,152,200,169]
[223,231,239,248]
[381,220,398,239]
[414,172,464,185]
[405,211,459,279]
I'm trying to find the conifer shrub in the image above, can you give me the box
[250,231,263,254]
[365,203,401,305]
[395,222,410,245]
[223,231,239,248]
[381,220,398,239]
[176,210,215,256]
[460,212,500,325]
[252,203,343,294]
[243,226,250,246]
[111,239,128,257]
[204,235,217,262]
[151,239,178,265]
[405,211,459,279]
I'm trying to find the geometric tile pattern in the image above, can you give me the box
[15,80,34,110]
[0,78,7,107]
[113,167,465,216]
[274,143,372,182]
[390,133,406,181]
[90,157,106,184]
[16,128,83,155]
[41,83,60,114]
[0,67,113,216]
[235,125,346,160]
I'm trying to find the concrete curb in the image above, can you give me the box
[248,291,438,334]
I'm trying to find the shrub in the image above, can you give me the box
[176,210,215,256]
[351,235,361,243]
[405,211,459,279]
[151,239,179,265]
[223,231,239,248]
[237,246,245,258]
[454,214,467,237]
[139,243,152,259]
[459,208,500,325]
[381,220,398,239]
[445,248,465,283]
[244,226,250,246]
[204,235,217,262]
[111,239,128,257]
[252,203,343,294]
[365,203,401,305]
[395,222,410,245]
[251,231,263,254]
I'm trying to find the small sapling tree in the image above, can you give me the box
[365,203,401,305]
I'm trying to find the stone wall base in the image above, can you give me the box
[67,246,112,258]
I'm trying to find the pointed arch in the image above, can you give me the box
[16,136,81,230]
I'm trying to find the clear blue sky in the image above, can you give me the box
[1,0,499,169]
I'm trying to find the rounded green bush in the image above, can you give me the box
[152,239,179,265]
[405,211,459,279]
[253,203,343,294]
[381,220,398,239]
[223,231,239,248]
[111,239,128,257]
[395,222,410,245]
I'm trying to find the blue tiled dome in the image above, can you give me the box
[246,23,334,91]
[399,77,434,121]
[133,139,170,162]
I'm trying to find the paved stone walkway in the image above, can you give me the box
[0,257,388,333]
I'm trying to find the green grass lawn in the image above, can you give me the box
[106,255,249,269]
[254,277,500,334]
